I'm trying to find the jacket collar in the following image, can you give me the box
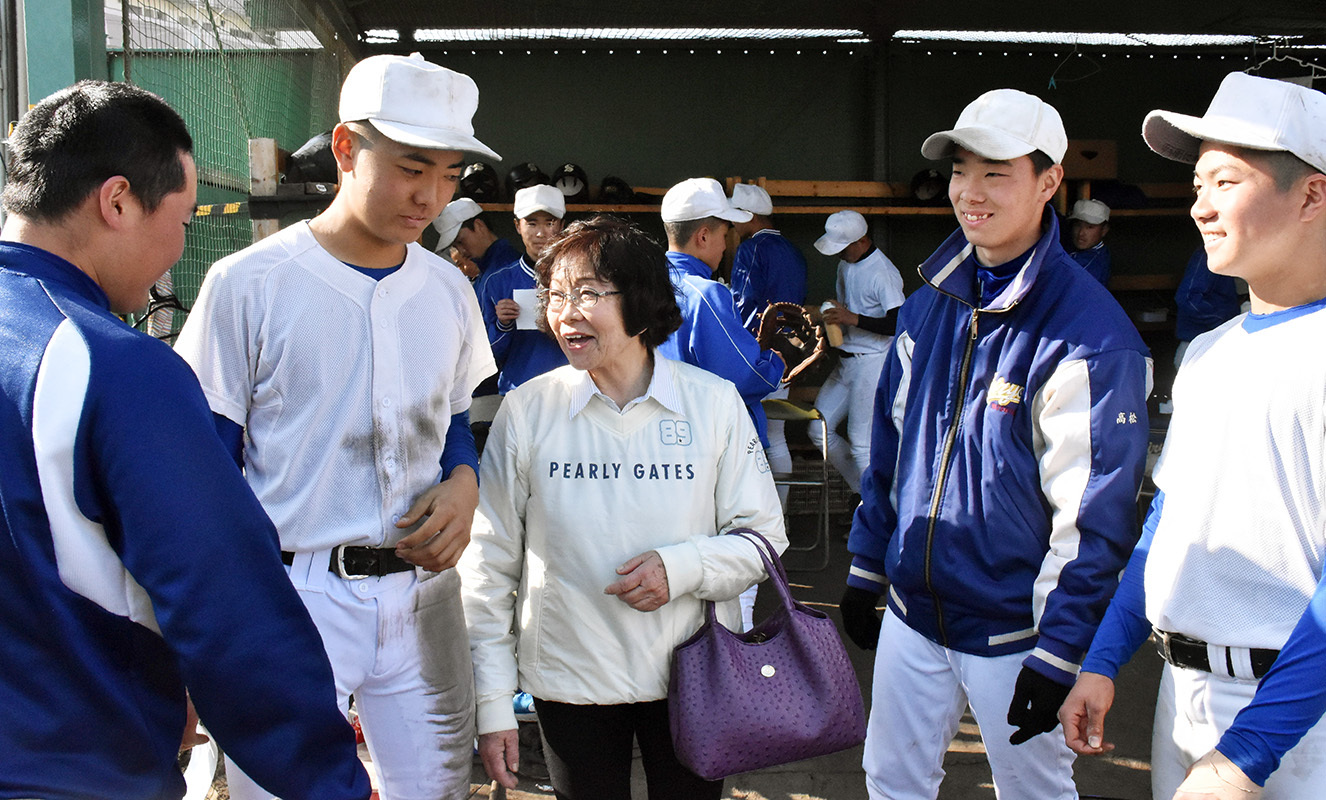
[666,250,712,280]
[920,206,1063,312]
[567,354,683,417]
[0,241,110,309]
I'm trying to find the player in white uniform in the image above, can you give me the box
[175,54,498,800]
[810,210,905,497]
[1060,72,1326,800]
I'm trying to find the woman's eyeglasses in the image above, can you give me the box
[539,287,622,311]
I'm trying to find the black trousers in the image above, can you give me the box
[533,697,724,800]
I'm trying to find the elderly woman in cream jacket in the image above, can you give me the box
[458,216,786,800]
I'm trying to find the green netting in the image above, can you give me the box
[107,0,345,338]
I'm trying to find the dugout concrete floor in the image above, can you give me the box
[459,504,1164,800]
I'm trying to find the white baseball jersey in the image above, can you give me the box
[836,247,905,355]
[1145,306,1326,649]
[175,221,496,552]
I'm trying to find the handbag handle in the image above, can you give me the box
[702,528,801,625]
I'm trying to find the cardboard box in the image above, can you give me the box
[1063,139,1117,180]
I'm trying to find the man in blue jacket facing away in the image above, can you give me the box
[0,81,368,800]
[658,177,784,447]
[839,88,1152,799]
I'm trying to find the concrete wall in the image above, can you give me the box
[425,42,1273,304]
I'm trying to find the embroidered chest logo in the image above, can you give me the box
[659,419,692,446]
[987,376,1024,415]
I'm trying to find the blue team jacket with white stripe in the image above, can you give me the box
[659,251,785,446]
[846,211,1151,683]
[0,243,368,800]
[477,253,568,394]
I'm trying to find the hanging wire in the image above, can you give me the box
[1047,39,1102,89]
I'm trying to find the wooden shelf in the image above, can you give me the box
[1110,207,1192,217]
[472,178,1191,218]
[479,202,954,216]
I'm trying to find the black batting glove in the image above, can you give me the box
[839,586,883,650]
[1007,665,1072,745]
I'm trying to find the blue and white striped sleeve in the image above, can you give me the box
[1025,348,1151,685]
[1079,491,1162,679]
[86,341,369,799]
[846,331,907,596]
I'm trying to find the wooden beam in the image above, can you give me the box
[286,0,362,71]
[249,138,282,241]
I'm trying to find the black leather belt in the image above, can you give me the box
[1153,628,1279,680]
[281,546,414,579]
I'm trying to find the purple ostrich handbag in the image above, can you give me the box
[668,529,866,780]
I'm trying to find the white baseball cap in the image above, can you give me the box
[814,210,869,256]
[513,184,565,220]
[730,183,774,216]
[661,178,753,224]
[339,53,501,161]
[922,88,1068,164]
[1142,71,1326,174]
[1068,199,1110,225]
[432,197,483,250]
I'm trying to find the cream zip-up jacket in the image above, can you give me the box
[459,358,786,735]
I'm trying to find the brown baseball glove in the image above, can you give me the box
[756,302,833,386]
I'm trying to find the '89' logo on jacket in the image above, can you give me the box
[659,419,692,446]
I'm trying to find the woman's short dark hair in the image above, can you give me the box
[535,215,682,350]
[2,80,193,223]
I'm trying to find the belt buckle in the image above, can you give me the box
[332,546,372,580]
[1153,628,1177,665]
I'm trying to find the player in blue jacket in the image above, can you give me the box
[477,184,569,393]
[839,88,1151,799]
[1060,72,1326,800]
[727,183,808,333]
[1067,198,1112,287]
[658,178,784,447]
[0,81,368,800]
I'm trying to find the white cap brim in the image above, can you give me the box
[515,203,563,219]
[368,119,502,162]
[433,222,463,249]
[813,234,851,256]
[922,127,1038,162]
[1142,109,1287,166]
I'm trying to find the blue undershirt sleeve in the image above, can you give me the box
[212,411,244,470]
[1079,490,1163,679]
[438,410,478,481]
[1217,566,1326,786]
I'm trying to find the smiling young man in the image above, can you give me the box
[1060,72,1326,800]
[838,88,1151,799]
[477,183,570,394]
[0,81,369,800]
[175,53,498,800]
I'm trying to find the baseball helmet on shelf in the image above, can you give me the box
[459,162,500,202]
[553,162,590,203]
[598,175,636,205]
[910,168,949,204]
[284,131,337,184]
[506,161,550,198]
